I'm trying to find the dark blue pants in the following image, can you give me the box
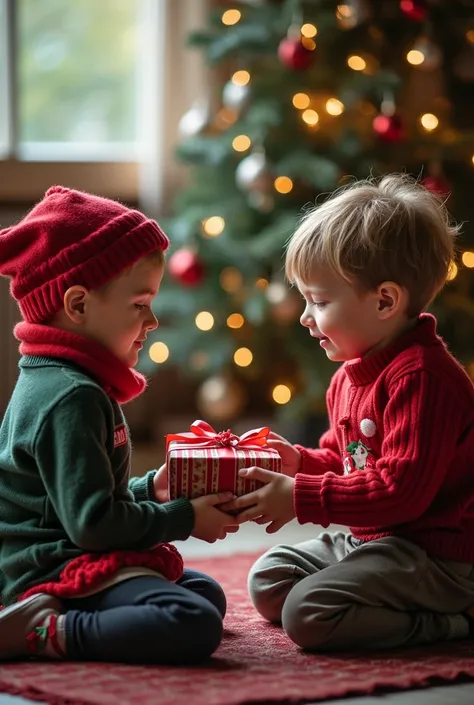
[62,569,226,664]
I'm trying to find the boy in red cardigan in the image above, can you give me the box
[227,174,474,651]
[0,186,238,663]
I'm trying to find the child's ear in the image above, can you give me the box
[63,286,89,323]
[376,282,406,319]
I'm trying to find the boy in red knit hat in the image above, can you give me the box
[0,186,239,663]
[225,174,474,651]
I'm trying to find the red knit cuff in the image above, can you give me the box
[294,473,329,526]
[294,445,337,476]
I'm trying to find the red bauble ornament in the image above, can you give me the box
[400,0,428,22]
[422,175,450,197]
[278,37,314,71]
[168,249,205,287]
[372,114,404,143]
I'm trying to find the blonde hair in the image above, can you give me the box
[285,174,460,316]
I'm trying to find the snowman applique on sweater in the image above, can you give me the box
[342,418,377,475]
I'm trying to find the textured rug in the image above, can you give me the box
[1,552,474,705]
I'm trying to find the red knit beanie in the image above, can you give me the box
[0,185,169,323]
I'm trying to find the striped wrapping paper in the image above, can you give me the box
[166,423,282,500]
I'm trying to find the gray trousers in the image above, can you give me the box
[248,531,474,652]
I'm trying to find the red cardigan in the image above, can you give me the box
[294,314,474,563]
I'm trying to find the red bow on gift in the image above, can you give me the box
[166,419,270,450]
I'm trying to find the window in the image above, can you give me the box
[0,0,207,204]
[5,0,143,162]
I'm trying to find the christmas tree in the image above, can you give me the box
[140,0,474,424]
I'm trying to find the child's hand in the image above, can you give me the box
[266,432,302,477]
[191,492,240,543]
[223,467,296,533]
[153,464,169,503]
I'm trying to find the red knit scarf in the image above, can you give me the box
[14,321,146,404]
[12,322,184,599]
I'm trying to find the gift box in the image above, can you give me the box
[166,420,282,500]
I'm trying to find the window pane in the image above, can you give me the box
[17,0,142,160]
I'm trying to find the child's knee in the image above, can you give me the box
[281,584,335,651]
[172,601,224,662]
[197,577,227,618]
[177,570,227,618]
[248,545,299,623]
[194,602,224,659]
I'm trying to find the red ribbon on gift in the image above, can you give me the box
[166,419,270,451]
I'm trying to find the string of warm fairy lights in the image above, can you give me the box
[219,5,474,160]
[148,3,474,407]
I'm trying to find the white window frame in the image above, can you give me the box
[0,0,158,202]
[0,0,209,211]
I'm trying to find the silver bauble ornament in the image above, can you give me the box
[197,375,247,422]
[222,80,251,112]
[235,151,274,193]
[266,281,290,305]
[178,100,211,139]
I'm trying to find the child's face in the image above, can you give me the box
[82,258,163,367]
[296,267,389,362]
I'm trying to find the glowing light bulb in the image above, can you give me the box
[222,9,241,26]
[407,49,425,65]
[227,313,245,329]
[292,93,311,109]
[202,216,225,237]
[302,109,319,126]
[446,262,458,281]
[462,252,474,268]
[234,347,253,367]
[232,135,251,152]
[325,98,344,116]
[301,37,316,51]
[301,23,317,38]
[149,342,169,363]
[232,70,250,86]
[274,176,293,194]
[272,384,292,405]
[195,311,215,331]
[420,113,439,131]
[347,55,366,71]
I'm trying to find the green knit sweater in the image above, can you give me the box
[0,356,194,605]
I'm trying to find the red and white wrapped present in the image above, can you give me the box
[166,420,282,500]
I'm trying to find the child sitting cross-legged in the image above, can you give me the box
[0,186,239,663]
[225,174,474,652]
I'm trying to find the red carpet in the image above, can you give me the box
[1,552,474,705]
